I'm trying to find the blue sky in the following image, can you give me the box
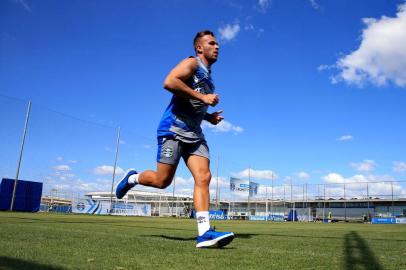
[1,0,406,199]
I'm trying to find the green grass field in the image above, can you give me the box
[1,212,406,270]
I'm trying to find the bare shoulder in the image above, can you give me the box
[168,57,198,79]
[178,57,198,69]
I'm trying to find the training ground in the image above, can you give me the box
[0,212,405,270]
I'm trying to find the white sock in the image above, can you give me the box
[196,211,211,236]
[128,174,139,186]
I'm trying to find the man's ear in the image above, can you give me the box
[196,44,203,54]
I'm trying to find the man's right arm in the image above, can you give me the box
[163,58,219,106]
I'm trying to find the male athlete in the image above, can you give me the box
[116,30,234,248]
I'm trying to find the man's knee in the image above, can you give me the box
[195,171,211,186]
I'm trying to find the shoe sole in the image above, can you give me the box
[196,233,234,248]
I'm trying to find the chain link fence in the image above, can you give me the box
[1,95,406,221]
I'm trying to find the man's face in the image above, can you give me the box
[197,35,219,64]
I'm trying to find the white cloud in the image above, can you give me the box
[173,176,192,187]
[257,0,271,13]
[93,165,124,175]
[323,172,394,184]
[209,176,230,189]
[331,3,406,87]
[322,172,402,199]
[232,168,278,180]
[176,188,193,196]
[245,24,255,31]
[296,171,310,180]
[318,64,333,71]
[201,120,243,134]
[393,161,406,172]
[56,156,63,161]
[337,135,353,141]
[350,160,376,172]
[309,0,320,10]
[172,176,229,190]
[53,165,71,171]
[43,175,114,195]
[244,23,265,37]
[218,23,240,42]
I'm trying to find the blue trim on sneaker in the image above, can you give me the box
[196,228,234,248]
[115,169,138,199]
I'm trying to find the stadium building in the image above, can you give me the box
[83,189,406,221]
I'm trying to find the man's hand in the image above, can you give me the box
[202,94,219,107]
[207,110,224,125]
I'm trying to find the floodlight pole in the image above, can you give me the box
[172,174,176,216]
[10,101,31,211]
[109,126,121,215]
[265,186,268,222]
[391,181,394,216]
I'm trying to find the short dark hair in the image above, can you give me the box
[193,30,215,52]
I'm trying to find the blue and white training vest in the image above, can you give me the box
[157,56,215,143]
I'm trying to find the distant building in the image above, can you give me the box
[85,190,406,221]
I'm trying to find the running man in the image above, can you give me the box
[116,30,234,248]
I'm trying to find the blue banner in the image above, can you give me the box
[268,214,284,221]
[249,215,267,221]
[372,217,396,224]
[209,210,227,220]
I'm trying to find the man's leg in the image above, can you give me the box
[187,154,234,248]
[186,155,211,213]
[186,155,212,237]
[116,163,177,199]
[116,137,180,199]
[138,163,177,189]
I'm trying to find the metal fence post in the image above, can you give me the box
[344,183,347,221]
[215,155,219,209]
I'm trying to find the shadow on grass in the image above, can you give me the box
[146,235,236,249]
[344,231,383,270]
[157,235,196,241]
[149,233,252,241]
[148,234,257,241]
[0,256,65,270]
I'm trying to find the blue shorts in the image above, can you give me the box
[156,137,210,165]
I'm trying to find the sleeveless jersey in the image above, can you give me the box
[157,56,215,143]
